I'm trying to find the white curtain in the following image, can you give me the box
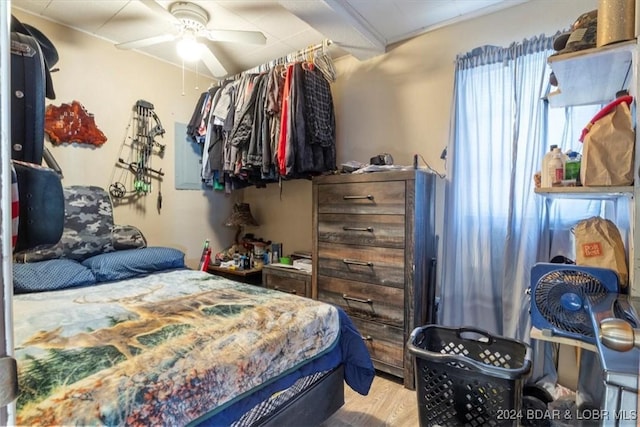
[439,34,620,345]
[441,36,555,336]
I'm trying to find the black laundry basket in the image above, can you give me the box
[408,325,532,427]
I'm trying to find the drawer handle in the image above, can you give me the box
[343,294,375,314]
[343,259,374,267]
[343,194,374,200]
[342,226,374,232]
[361,335,373,341]
[342,294,372,304]
[275,286,297,295]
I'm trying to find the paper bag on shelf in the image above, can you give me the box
[579,95,634,186]
[574,216,628,287]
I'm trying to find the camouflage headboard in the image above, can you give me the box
[14,186,146,263]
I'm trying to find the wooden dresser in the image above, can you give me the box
[312,170,437,389]
[262,264,312,298]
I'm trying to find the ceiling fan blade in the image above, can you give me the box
[200,44,229,78]
[204,29,266,45]
[116,34,177,50]
[139,0,180,24]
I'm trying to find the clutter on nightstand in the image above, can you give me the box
[267,250,313,272]
[213,234,273,271]
[293,258,312,272]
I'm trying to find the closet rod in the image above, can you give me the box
[239,39,333,77]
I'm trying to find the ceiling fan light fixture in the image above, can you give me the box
[177,35,203,61]
[117,1,265,77]
[170,2,209,31]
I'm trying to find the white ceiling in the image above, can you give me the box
[12,0,529,79]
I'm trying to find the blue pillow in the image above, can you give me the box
[13,259,97,294]
[82,247,186,282]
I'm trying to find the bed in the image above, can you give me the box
[11,186,375,426]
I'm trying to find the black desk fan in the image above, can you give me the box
[530,263,620,344]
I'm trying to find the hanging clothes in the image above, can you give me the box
[201,85,224,187]
[186,91,208,144]
[229,73,268,174]
[222,80,238,175]
[264,65,285,176]
[277,64,295,177]
[186,42,337,192]
[302,63,336,172]
[279,62,336,178]
[246,73,269,169]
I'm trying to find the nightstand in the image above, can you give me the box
[207,264,263,286]
[262,264,312,298]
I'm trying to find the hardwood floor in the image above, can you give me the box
[320,372,419,427]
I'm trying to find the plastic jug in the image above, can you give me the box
[548,147,564,186]
[541,145,558,187]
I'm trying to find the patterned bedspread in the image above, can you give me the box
[13,269,340,426]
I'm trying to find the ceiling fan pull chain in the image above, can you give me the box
[194,61,199,91]
[181,59,185,96]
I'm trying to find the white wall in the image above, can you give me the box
[12,9,237,268]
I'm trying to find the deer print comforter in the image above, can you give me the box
[13,269,341,426]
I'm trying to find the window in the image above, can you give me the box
[439,36,621,341]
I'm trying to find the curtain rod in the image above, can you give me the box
[233,39,333,78]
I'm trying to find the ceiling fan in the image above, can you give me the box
[115,0,267,78]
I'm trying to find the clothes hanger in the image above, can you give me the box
[313,40,336,82]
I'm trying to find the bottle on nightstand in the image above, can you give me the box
[201,248,211,272]
[199,239,211,271]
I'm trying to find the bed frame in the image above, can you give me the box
[259,365,345,427]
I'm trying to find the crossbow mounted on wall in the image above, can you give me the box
[110,100,166,211]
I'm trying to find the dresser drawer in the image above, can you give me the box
[351,317,404,369]
[317,181,406,215]
[317,275,404,327]
[262,266,311,298]
[317,213,405,248]
[317,242,405,289]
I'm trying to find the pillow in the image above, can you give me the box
[82,247,185,282]
[13,259,96,294]
[111,225,147,250]
[14,185,115,262]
